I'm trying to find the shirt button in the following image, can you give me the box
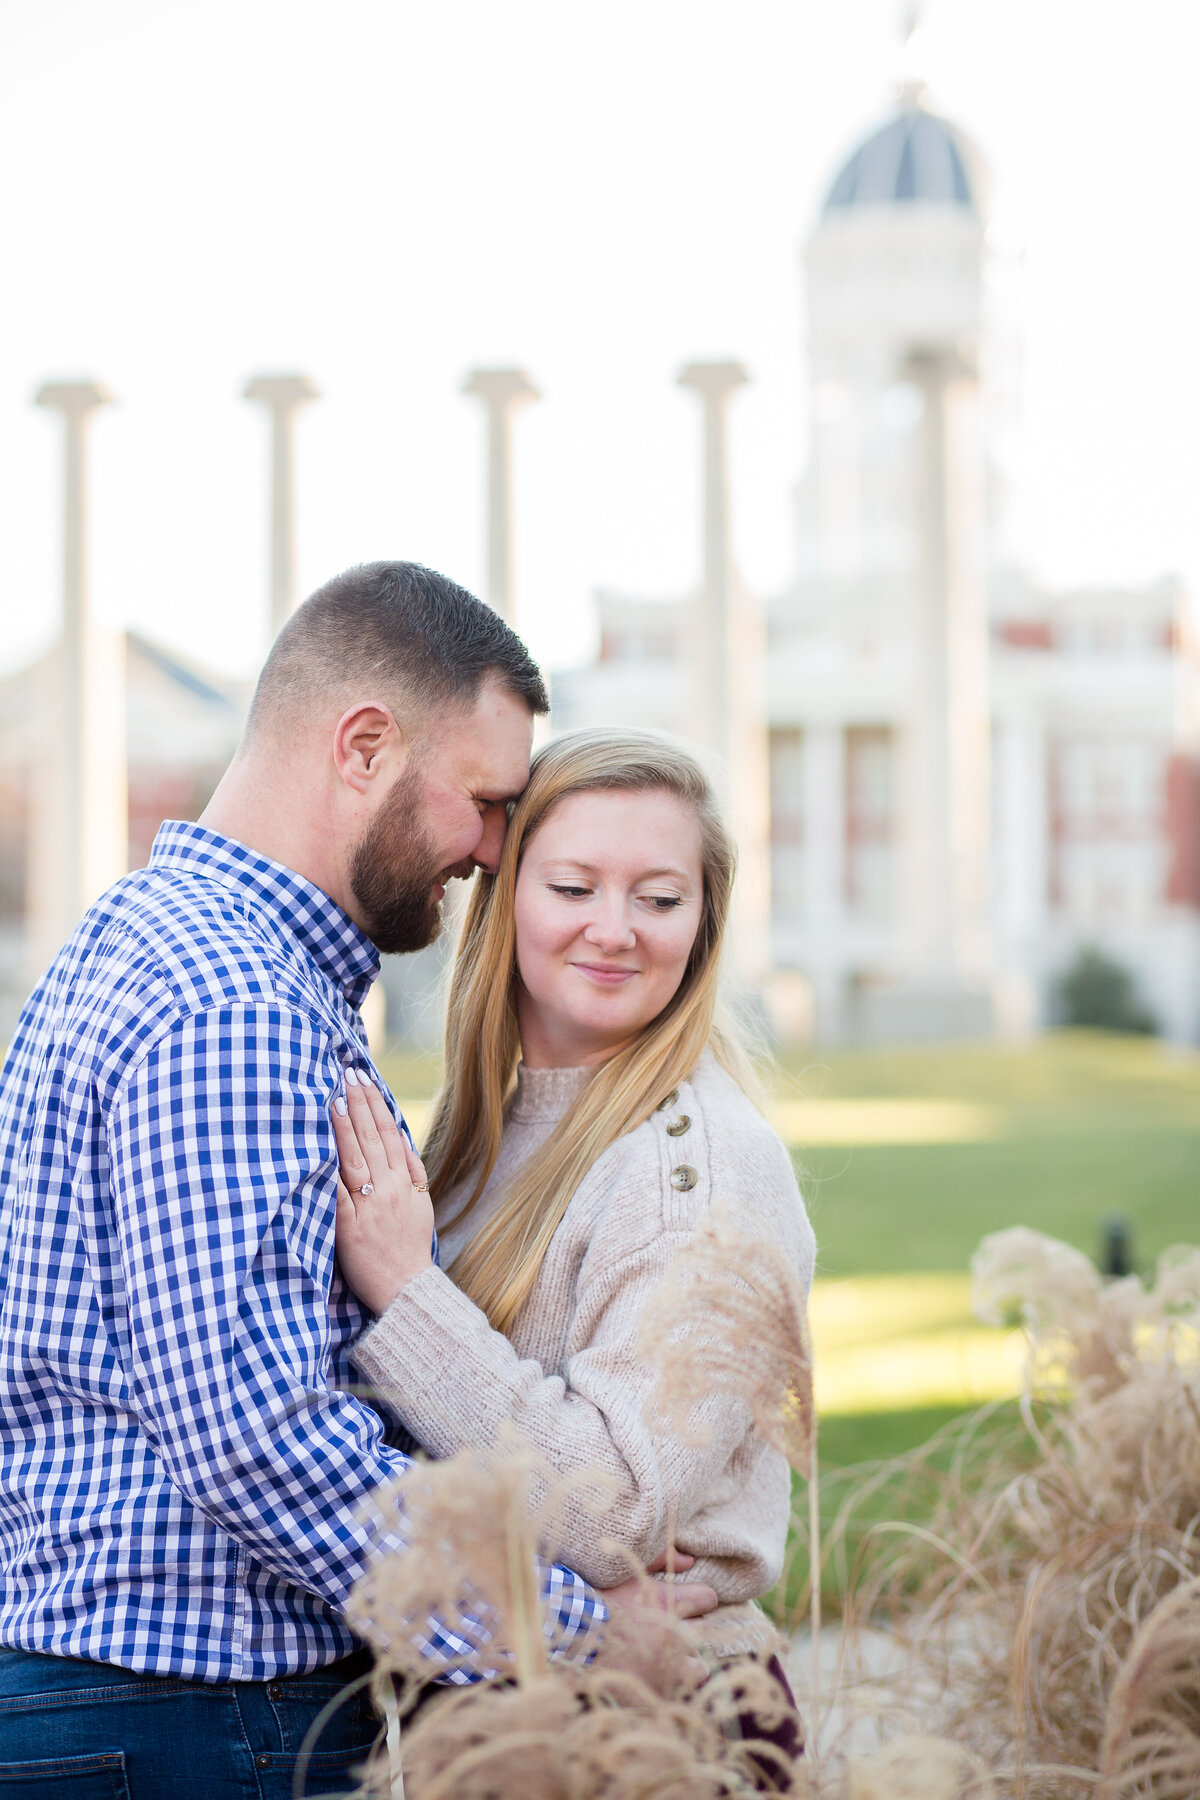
[666,1115,691,1138]
[657,1089,680,1112]
[670,1165,698,1192]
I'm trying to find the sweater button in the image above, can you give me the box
[657,1089,679,1112]
[670,1165,698,1191]
[666,1114,691,1137]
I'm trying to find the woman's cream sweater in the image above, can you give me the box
[352,1050,816,1657]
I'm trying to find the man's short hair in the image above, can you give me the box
[246,561,549,739]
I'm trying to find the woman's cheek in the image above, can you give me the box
[515,908,568,999]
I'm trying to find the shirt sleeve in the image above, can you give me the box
[105,1002,604,1669]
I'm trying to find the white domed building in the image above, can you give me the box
[552,92,1200,1041]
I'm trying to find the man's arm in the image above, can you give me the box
[105,1001,605,1670]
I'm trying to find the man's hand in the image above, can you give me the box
[333,1070,434,1314]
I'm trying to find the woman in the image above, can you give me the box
[334,728,815,1667]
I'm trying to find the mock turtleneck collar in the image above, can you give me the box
[508,1062,593,1124]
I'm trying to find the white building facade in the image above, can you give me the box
[553,95,1200,1042]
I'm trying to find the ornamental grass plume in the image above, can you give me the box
[830,1229,1200,1798]
[635,1199,821,1766]
[1096,1576,1200,1800]
[970,1227,1200,1402]
[844,1734,995,1799]
[346,1418,805,1796]
[396,1657,800,1799]
[348,1421,615,1690]
[636,1199,814,1473]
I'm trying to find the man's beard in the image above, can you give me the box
[349,764,470,955]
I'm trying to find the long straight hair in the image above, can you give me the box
[422,727,750,1336]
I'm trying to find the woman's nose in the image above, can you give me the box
[583,903,636,952]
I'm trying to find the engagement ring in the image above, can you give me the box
[357,1183,374,1197]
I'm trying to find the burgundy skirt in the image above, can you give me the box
[719,1652,805,1791]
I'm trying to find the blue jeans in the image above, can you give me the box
[0,1645,380,1798]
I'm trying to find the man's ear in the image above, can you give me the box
[332,702,408,796]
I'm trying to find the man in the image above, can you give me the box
[0,563,715,1797]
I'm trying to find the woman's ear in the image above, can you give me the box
[332,702,407,795]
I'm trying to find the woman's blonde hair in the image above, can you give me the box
[423,726,750,1336]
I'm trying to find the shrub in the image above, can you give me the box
[1054,947,1157,1035]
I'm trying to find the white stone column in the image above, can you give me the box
[677,361,771,982]
[905,346,992,994]
[243,374,320,637]
[677,361,748,765]
[29,380,126,976]
[803,722,847,1037]
[463,368,539,625]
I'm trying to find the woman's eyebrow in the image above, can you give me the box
[540,858,693,883]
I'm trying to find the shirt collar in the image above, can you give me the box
[148,820,381,1009]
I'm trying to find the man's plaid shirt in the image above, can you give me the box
[0,821,604,1682]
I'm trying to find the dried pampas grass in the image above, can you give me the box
[347,1410,803,1795]
[396,1658,799,1799]
[844,1734,995,1800]
[831,1229,1200,1796]
[971,1227,1200,1402]
[636,1199,822,1757]
[1097,1576,1200,1800]
[637,1200,814,1472]
[349,1421,615,1689]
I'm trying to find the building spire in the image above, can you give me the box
[897,0,928,108]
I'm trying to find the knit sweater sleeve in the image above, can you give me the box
[350,1065,814,1596]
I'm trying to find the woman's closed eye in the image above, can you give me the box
[548,883,684,911]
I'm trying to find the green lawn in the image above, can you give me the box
[382,1030,1200,1283]
[379,1030,1200,1478]
[777,1032,1200,1281]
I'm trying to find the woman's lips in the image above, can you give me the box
[572,963,637,986]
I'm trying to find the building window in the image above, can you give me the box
[845,726,894,921]
[1051,739,1167,924]
[769,728,805,920]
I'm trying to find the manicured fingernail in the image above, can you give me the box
[359,1070,375,1088]
[345,1067,359,1086]
[334,1095,348,1115]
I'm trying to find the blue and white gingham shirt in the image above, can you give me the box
[0,821,604,1682]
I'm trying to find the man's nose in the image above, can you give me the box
[472,804,508,876]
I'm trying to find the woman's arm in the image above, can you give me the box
[336,1073,811,1595]
[350,1243,765,1591]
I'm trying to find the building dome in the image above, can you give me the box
[823,100,976,214]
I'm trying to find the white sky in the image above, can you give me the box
[2,0,1198,684]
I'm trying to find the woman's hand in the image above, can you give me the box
[596,1554,716,1693]
[332,1069,434,1315]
